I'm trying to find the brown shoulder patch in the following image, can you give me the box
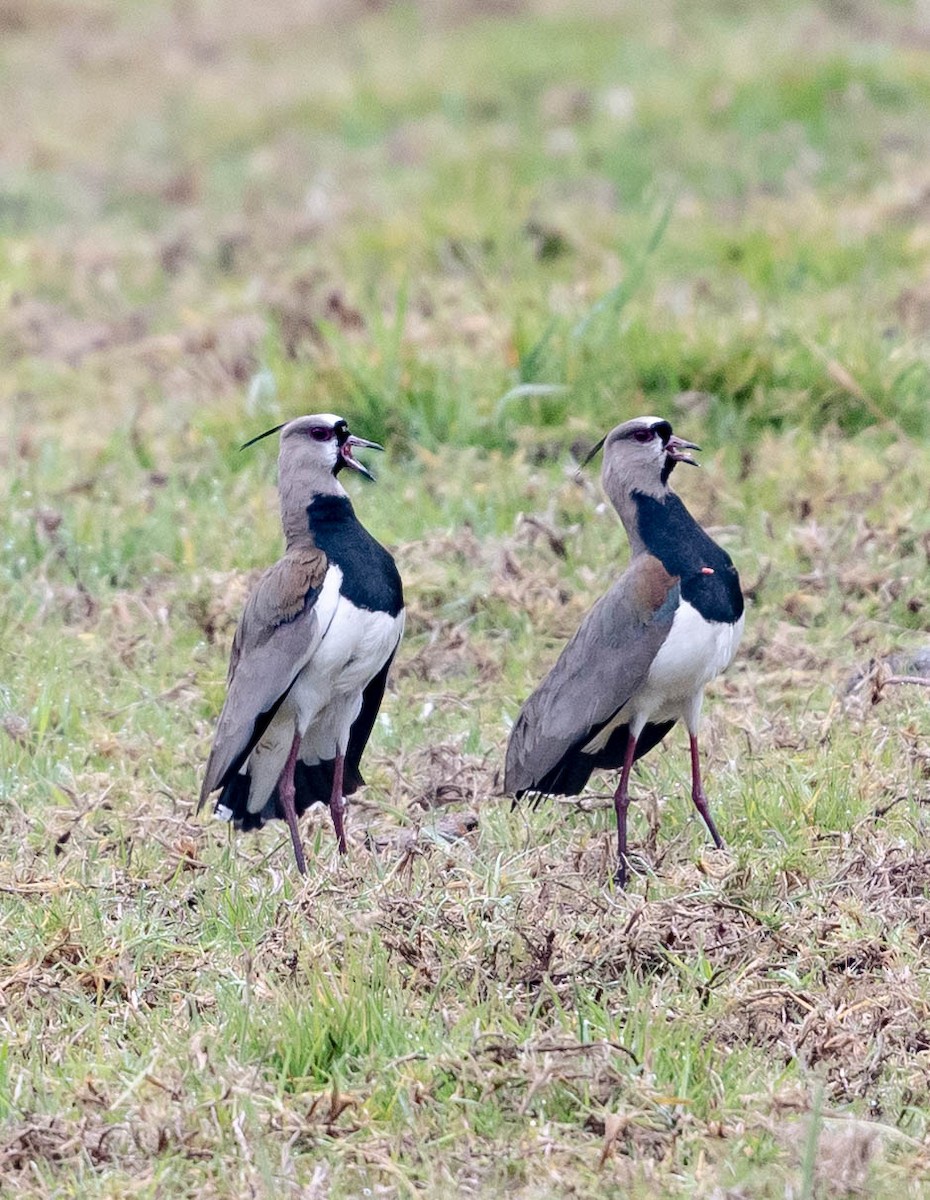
[267,546,328,624]
[226,546,327,682]
[631,554,679,618]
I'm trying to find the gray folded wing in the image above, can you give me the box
[504,554,680,796]
[199,546,328,807]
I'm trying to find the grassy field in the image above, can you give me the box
[4,0,930,1194]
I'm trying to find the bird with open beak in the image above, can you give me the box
[199,414,405,874]
[504,416,744,885]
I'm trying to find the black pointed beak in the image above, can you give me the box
[340,433,383,481]
[665,434,701,467]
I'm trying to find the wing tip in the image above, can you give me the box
[196,769,218,814]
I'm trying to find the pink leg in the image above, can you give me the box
[278,731,308,876]
[328,752,348,854]
[689,733,724,849]
[612,733,639,888]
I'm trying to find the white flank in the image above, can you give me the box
[241,564,405,807]
[583,602,743,752]
[643,602,743,701]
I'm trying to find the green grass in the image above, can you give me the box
[3,0,930,1195]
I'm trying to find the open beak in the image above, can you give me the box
[665,434,701,467]
[340,433,383,481]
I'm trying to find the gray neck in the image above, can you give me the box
[278,458,346,546]
[602,459,670,557]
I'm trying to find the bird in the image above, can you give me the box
[504,415,744,886]
[198,413,405,875]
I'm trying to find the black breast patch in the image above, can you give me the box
[633,492,743,625]
[306,494,404,616]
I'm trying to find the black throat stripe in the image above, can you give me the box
[306,494,404,617]
[633,491,744,624]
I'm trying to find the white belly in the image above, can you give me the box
[643,602,743,703]
[241,566,404,813]
[584,603,743,750]
[291,593,405,765]
[288,566,404,723]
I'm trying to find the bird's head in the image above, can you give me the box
[584,415,699,500]
[243,413,383,485]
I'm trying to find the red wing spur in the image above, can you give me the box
[199,414,404,875]
[504,416,744,886]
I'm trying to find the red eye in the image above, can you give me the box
[309,426,331,442]
[633,428,654,443]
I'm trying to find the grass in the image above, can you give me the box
[4,0,930,1194]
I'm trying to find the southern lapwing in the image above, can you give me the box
[504,416,744,886]
[198,414,405,875]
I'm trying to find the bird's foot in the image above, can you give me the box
[330,795,348,855]
[288,825,308,877]
[613,850,650,890]
[279,788,308,876]
[698,846,735,880]
[692,790,725,850]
